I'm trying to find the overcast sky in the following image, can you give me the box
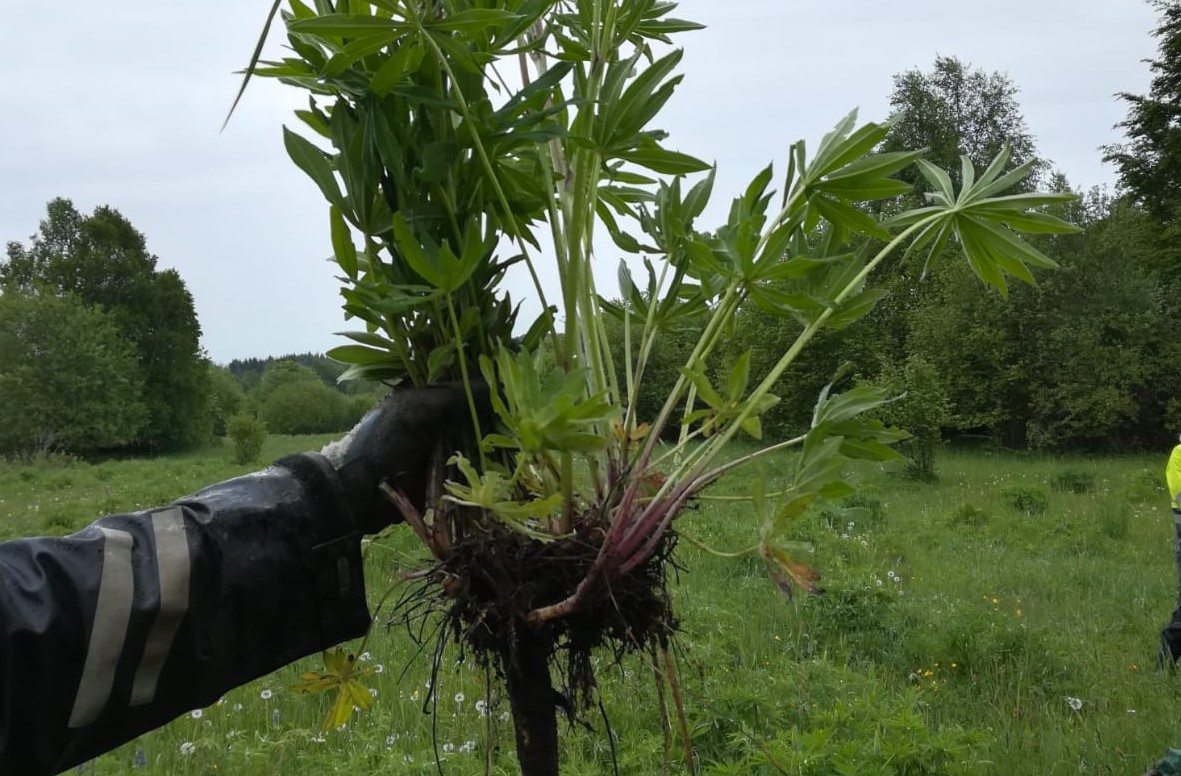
[0,1,1161,364]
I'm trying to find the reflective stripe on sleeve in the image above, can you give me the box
[130,507,191,706]
[68,528,135,728]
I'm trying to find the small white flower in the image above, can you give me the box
[442,742,456,753]
[498,710,511,723]
[260,689,273,700]
[336,723,348,732]
[179,742,195,756]
[1066,696,1083,712]
[216,697,226,706]
[846,521,855,530]
[887,570,897,580]
[460,740,476,753]
[454,692,465,704]
[368,688,378,698]
[386,735,397,747]
[475,699,489,716]
[374,664,384,674]
[841,533,849,540]
[875,578,883,586]
[359,652,371,662]
[311,734,326,744]
[190,709,203,720]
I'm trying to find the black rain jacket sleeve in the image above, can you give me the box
[0,452,372,776]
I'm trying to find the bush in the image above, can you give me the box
[949,502,989,527]
[1050,468,1095,494]
[1001,485,1049,516]
[226,413,267,465]
[260,380,351,435]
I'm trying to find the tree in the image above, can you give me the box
[0,292,146,455]
[3,198,211,451]
[207,364,248,437]
[882,56,1043,193]
[868,355,949,478]
[1104,1,1181,226]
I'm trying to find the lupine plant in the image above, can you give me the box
[237,1,1077,773]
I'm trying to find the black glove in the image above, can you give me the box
[315,382,492,534]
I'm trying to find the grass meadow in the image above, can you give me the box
[2,438,1179,775]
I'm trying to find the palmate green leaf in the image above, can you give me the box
[886,146,1080,293]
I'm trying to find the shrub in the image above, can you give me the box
[226,413,267,465]
[949,503,989,527]
[1050,468,1095,494]
[260,380,350,435]
[1001,485,1049,516]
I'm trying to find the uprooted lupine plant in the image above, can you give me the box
[235,1,1077,773]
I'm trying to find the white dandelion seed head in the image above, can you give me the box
[443,742,456,753]
[359,652,371,662]
[475,699,488,716]
[875,578,883,586]
[454,692,465,704]
[233,703,243,712]
[1066,696,1083,711]
[179,742,195,756]
[368,688,378,698]
[260,689,273,700]
[460,740,476,753]
[190,709,203,720]
[374,664,384,674]
[386,735,397,747]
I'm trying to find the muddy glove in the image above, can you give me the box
[311,382,491,535]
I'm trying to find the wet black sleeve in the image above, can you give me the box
[0,453,371,776]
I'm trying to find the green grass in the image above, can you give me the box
[2,443,1177,774]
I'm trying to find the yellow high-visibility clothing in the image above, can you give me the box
[1168,444,1181,508]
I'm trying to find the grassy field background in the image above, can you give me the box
[2,439,1179,775]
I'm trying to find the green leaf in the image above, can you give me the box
[679,367,724,409]
[620,145,711,175]
[326,344,390,364]
[727,351,752,400]
[288,14,398,38]
[283,128,346,213]
[329,206,357,279]
[390,213,443,288]
[425,8,521,33]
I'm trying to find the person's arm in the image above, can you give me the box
[0,453,368,776]
[0,382,487,775]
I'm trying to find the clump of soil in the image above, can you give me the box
[399,510,679,775]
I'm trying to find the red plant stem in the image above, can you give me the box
[662,646,696,775]
[379,483,440,558]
